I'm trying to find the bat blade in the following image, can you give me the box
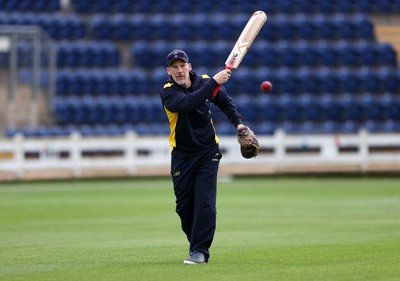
[225,11,267,69]
[212,10,267,97]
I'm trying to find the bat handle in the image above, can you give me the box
[212,66,232,97]
[211,85,221,97]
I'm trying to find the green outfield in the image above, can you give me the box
[0,177,399,281]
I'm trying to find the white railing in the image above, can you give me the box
[0,130,399,180]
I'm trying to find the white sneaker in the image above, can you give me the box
[183,251,207,265]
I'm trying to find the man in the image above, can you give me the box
[160,49,255,265]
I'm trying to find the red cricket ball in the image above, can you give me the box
[260,81,273,93]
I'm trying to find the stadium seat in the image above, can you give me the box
[381,120,400,132]
[322,100,344,123]
[316,1,336,14]
[338,44,360,68]
[301,99,323,122]
[280,72,301,94]
[318,18,338,41]
[279,45,300,68]
[360,71,382,94]
[340,71,362,94]
[5,0,400,138]
[361,97,384,122]
[340,97,363,123]
[299,72,322,95]
[341,120,360,133]
[376,44,398,68]
[297,2,317,16]
[255,121,275,135]
[299,45,320,68]
[319,120,341,134]
[296,16,321,41]
[280,121,299,134]
[318,45,340,68]
[319,72,341,94]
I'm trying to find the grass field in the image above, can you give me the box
[0,176,399,281]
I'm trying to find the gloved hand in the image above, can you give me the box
[237,125,260,159]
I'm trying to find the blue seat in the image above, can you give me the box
[360,71,382,94]
[381,120,400,132]
[260,20,279,41]
[339,44,360,68]
[341,120,360,134]
[353,14,375,40]
[279,19,298,41]
[318,19,338,41]
[301,99,323,122]
[71,0,92,13]
[379,70,400,93]
[336,18,358,41]
[336,0,357,13]
[341,72,362,94]
[317,44,340,67]
[297,2,317,16]
[299,72,322,95]
[280,45,300,68]
[320,120,341,134]
[255,121,275,135]
[374,0,394,13]
[280,121,299,134]
[112,14,135,41]
[114,0,134,13]
[316,1,336,14]
[321,99,343,122]
[280,72,301,95]
[382,99,400,121]
[93,0,112,13]
[297,18,321,41]
[340,96,363,122]
[215,122,236,136]
[54,102,72,125]
[376,43,398,68]
[260,100,282,123]
[299,45,320,67]
[298,121,319,134]
[276,1,297,14]
[361,97,384,122]
[90,14,112,40]
[256,44,280,68]
[319,72,341,94]
[359,45,380,67]
[363,120,382,133]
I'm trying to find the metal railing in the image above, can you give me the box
[0,25,56,131]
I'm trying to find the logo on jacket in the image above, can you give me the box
[212,152,221,162]
[172,170,181,177]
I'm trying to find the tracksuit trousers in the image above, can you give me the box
[171,148,222,261]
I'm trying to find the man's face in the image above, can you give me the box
[167,59,192,88]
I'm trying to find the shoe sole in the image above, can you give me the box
[183,260,206,265]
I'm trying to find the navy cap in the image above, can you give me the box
[167,49,189,66]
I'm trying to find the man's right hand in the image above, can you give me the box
[213,69,232,85]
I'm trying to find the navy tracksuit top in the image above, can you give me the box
[160,70,243,157]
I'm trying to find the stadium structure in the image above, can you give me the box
[0,0,400,180]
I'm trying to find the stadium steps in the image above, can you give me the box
[374,25,400,65]
[0,76,51,132]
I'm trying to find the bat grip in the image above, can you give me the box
[211,85,221,97]
[212,66,232,97]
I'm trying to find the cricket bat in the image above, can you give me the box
[212,10,267,97]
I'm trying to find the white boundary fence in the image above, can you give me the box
[1,130,400,181]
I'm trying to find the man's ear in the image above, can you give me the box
[188,63,192,71]
[166,67,171,75]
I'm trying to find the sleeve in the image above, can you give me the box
[212,86,243,127]
[161,79,219,112]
